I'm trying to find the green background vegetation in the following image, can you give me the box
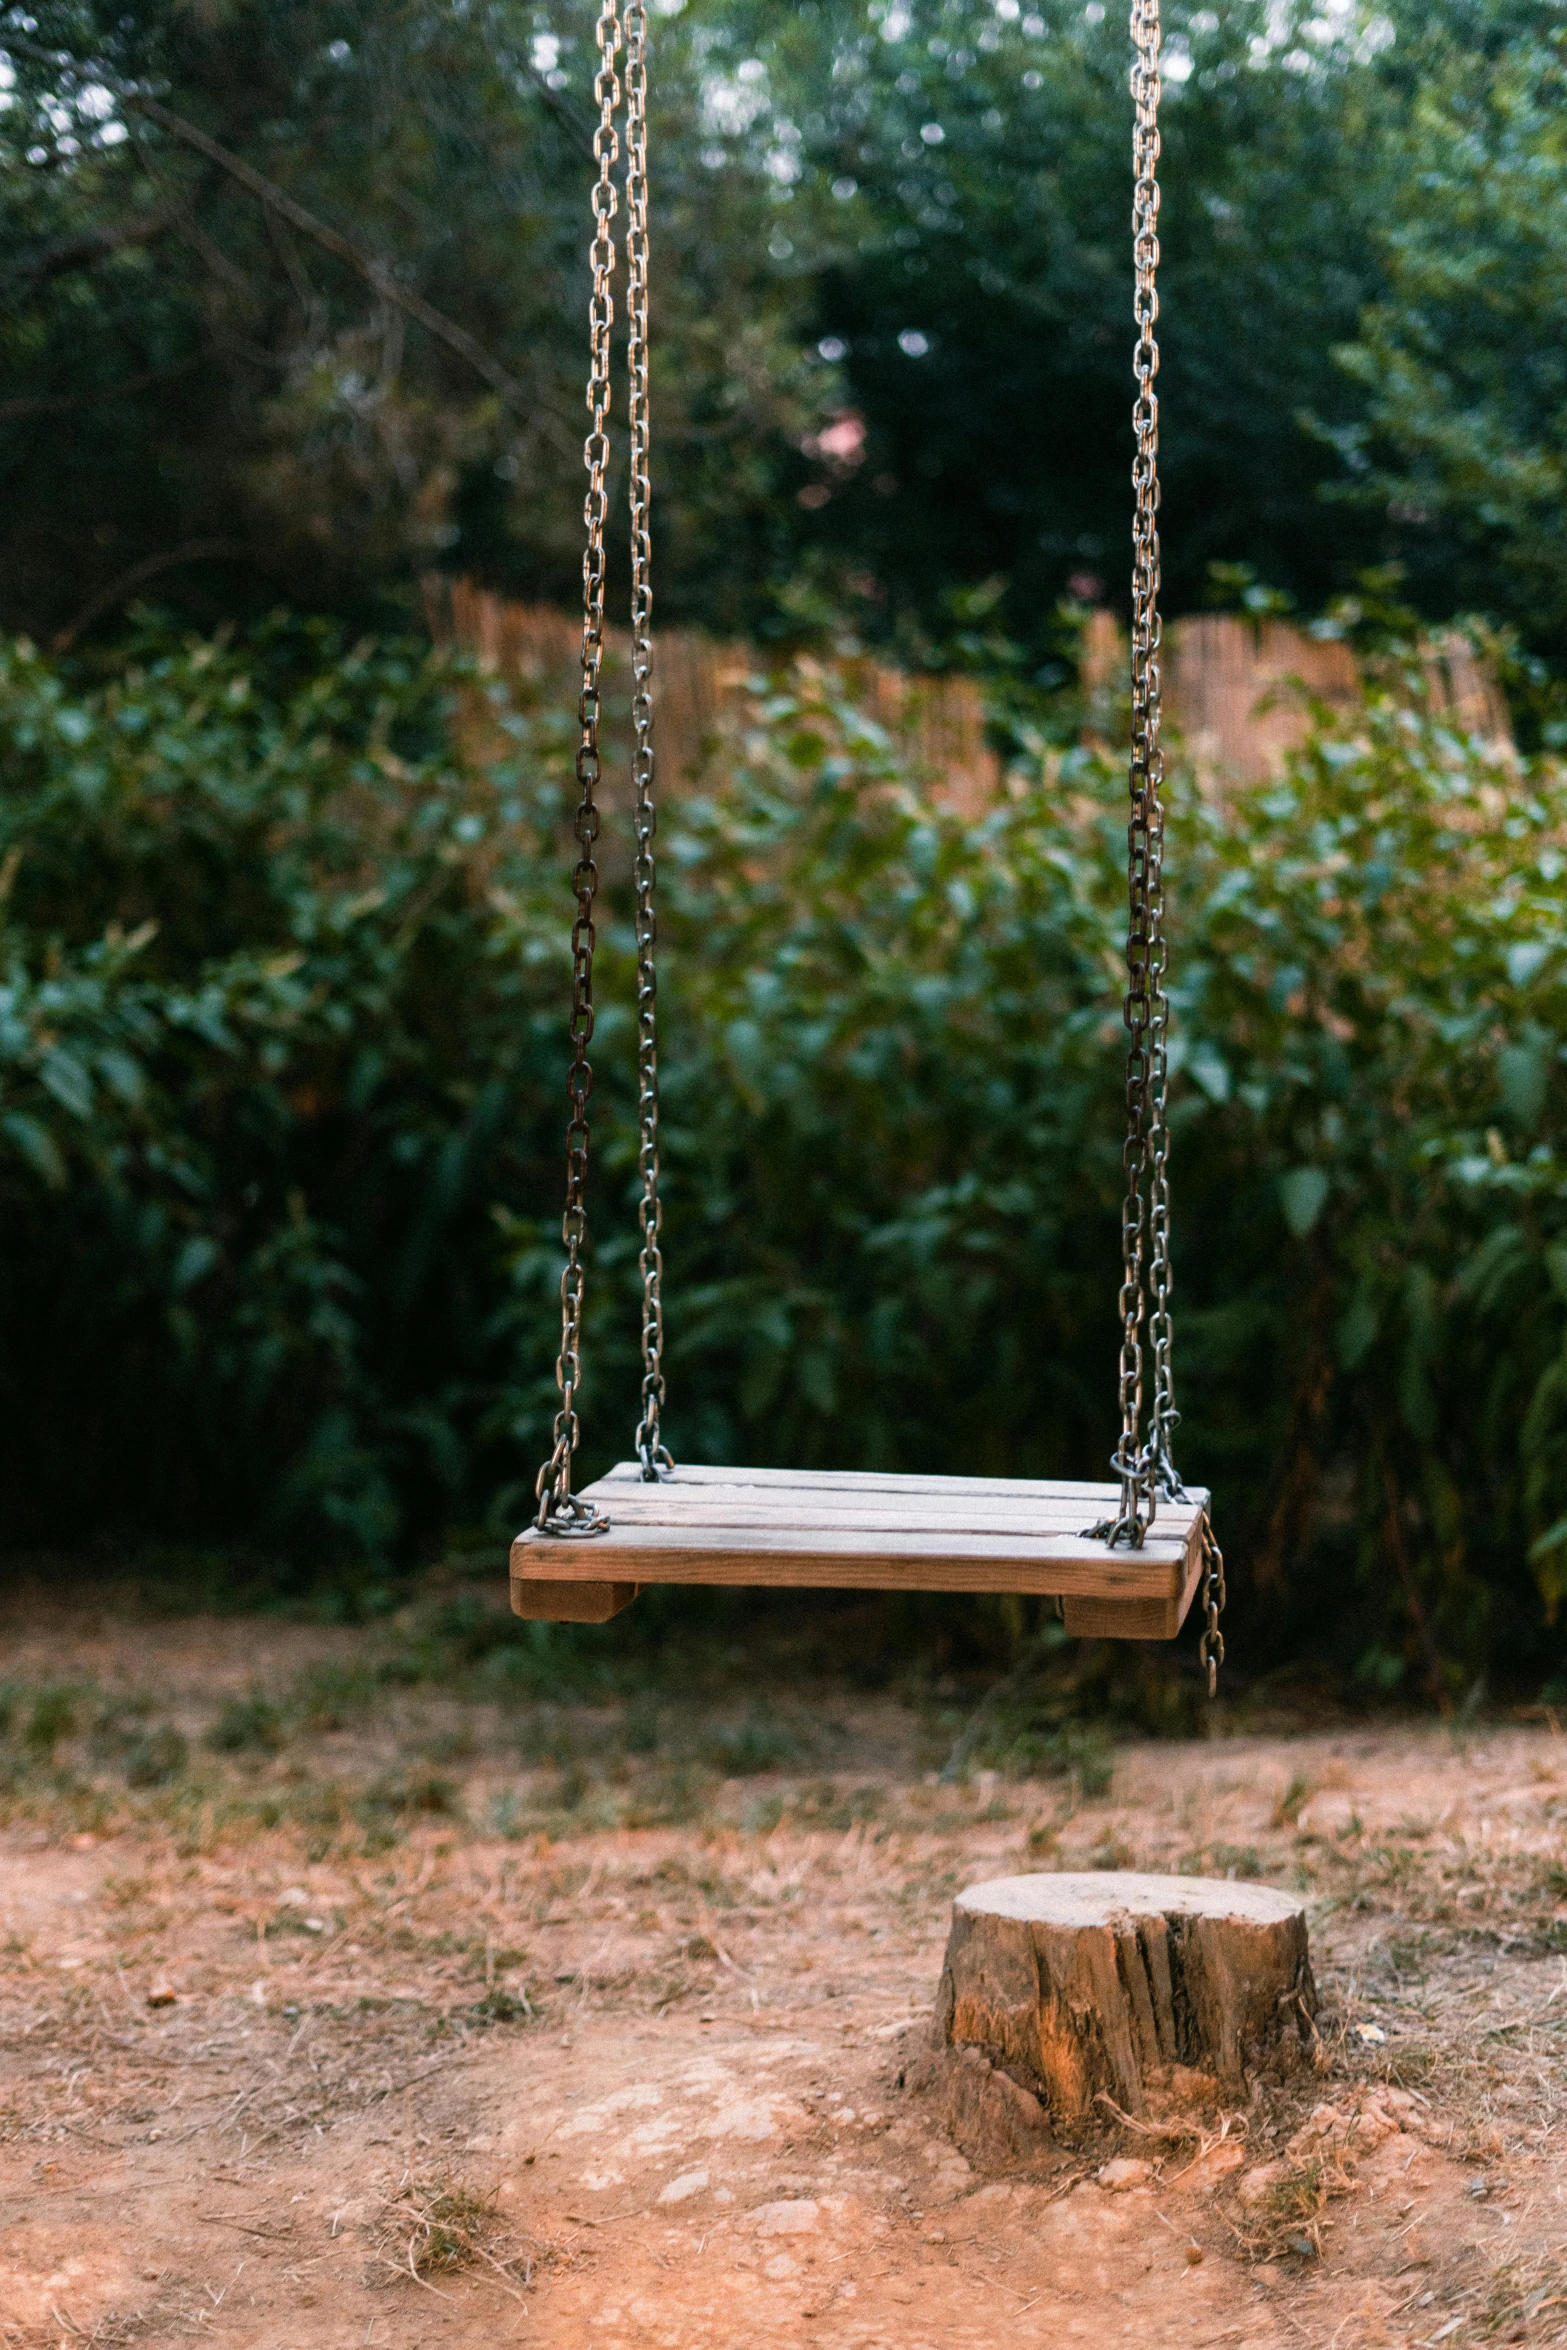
[1,0,1566,1703]
[5,0,1567,668]
[0,623,1564,1702]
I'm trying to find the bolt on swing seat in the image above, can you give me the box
[512,0,1224,1681]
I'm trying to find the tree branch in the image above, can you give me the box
[9,208,177,287]
[1,34,556,417]
[125,90,538,407]
[0,359,198,423]
[51,538,242,653]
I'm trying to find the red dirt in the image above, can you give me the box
[1,1603,1564,2347]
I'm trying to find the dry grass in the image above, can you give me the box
[1,1577,1566,2344]
[371,2170,544,2301]
[1228,2150,1359,2265]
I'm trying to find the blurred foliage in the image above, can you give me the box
[0,617,568,1561]
[2,0,1566,667]
[747,0,1567,662]
[1,617,1566,1708]
[0,0,826,643]
[1330,19,1567,647]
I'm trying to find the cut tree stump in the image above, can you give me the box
[934,1872,1317,2130]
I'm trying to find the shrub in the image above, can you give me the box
[629,654,1567,1695]
[1,617,1565,1692]
[0,616,571,1561]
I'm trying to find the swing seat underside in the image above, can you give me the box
[510,1462,1208,1641]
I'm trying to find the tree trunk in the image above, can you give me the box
[934,1872,1316,2128]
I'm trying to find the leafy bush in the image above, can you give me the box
[644,651,1567,1695]
[0,615,571,1562]
[1,617,1565,1695]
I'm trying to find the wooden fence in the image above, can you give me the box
[429,577,1000,818]
[430,579,1512,815]
[1117,612,1509,783]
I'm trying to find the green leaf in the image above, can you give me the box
[1337,1291,1378,1371]
[38,1049,94,1121]
[1188,1045,1233,1105]
[1528,1515,1567,1563]
[1507,941,1551,988]
[174,1236,221,1292]
[2,1111,66,1188]
[1498,1041,1549,1128]
[1278,1166,1330,1237]
[1545,1246,1567,1306]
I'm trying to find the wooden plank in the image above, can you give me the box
[594,1461,1133,1503]
[1062,1591,1177,1640]
[584,1486,1139,1527]
[587,1465,1205,1527]
[510,1554,1171,1599]
[509,1578,641,1624]
[1062,1538,1205,1640]
[579,1494,1192,1538]
[512,1527,1197,1599]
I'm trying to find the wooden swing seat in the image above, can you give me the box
[511,1461,1209,1641]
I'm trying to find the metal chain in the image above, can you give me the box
[1137,0,1182,1509]
[1092,0,1222,1689]
[1197,1514,1226,1696]
[625,0,673,1484]
[534,0,624,1539]
[1091,0,1164,1554]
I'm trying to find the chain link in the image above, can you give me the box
[534,0,623,1539]
[1091,0,1164,1554]
[1138,0,1182,1509]
[625,0,673,1484]
[1198,1513,1226,1695]
[1089,0,1222,1687]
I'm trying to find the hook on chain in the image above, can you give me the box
[535,1425,611,1538]
[1083,1435,1155,1548]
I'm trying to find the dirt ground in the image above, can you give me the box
[1,1577,1564,2350]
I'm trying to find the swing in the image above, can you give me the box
[510,0,1225,1683]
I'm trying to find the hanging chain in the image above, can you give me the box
[1137,0,1182,1510]
[1198,1515,1226,1696]
[625,0,673,1484]
[1091,0,1164,1554]
[1089,0,1222,1687]
[534,0,624,1538]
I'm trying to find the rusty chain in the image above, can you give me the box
[1090,0,1164,1556]
[625,0,673,1484]
[1088,0,1222,1686]
[534,0,624,1538]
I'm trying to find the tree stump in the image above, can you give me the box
[934,1872,1316,2128]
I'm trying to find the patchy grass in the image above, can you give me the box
[1230,2152,1357,2265]
[207,1691,285,1753]
[1,1587,1566,2344]
[1473,2254,1567,2343]
[372,2173,532,2291]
